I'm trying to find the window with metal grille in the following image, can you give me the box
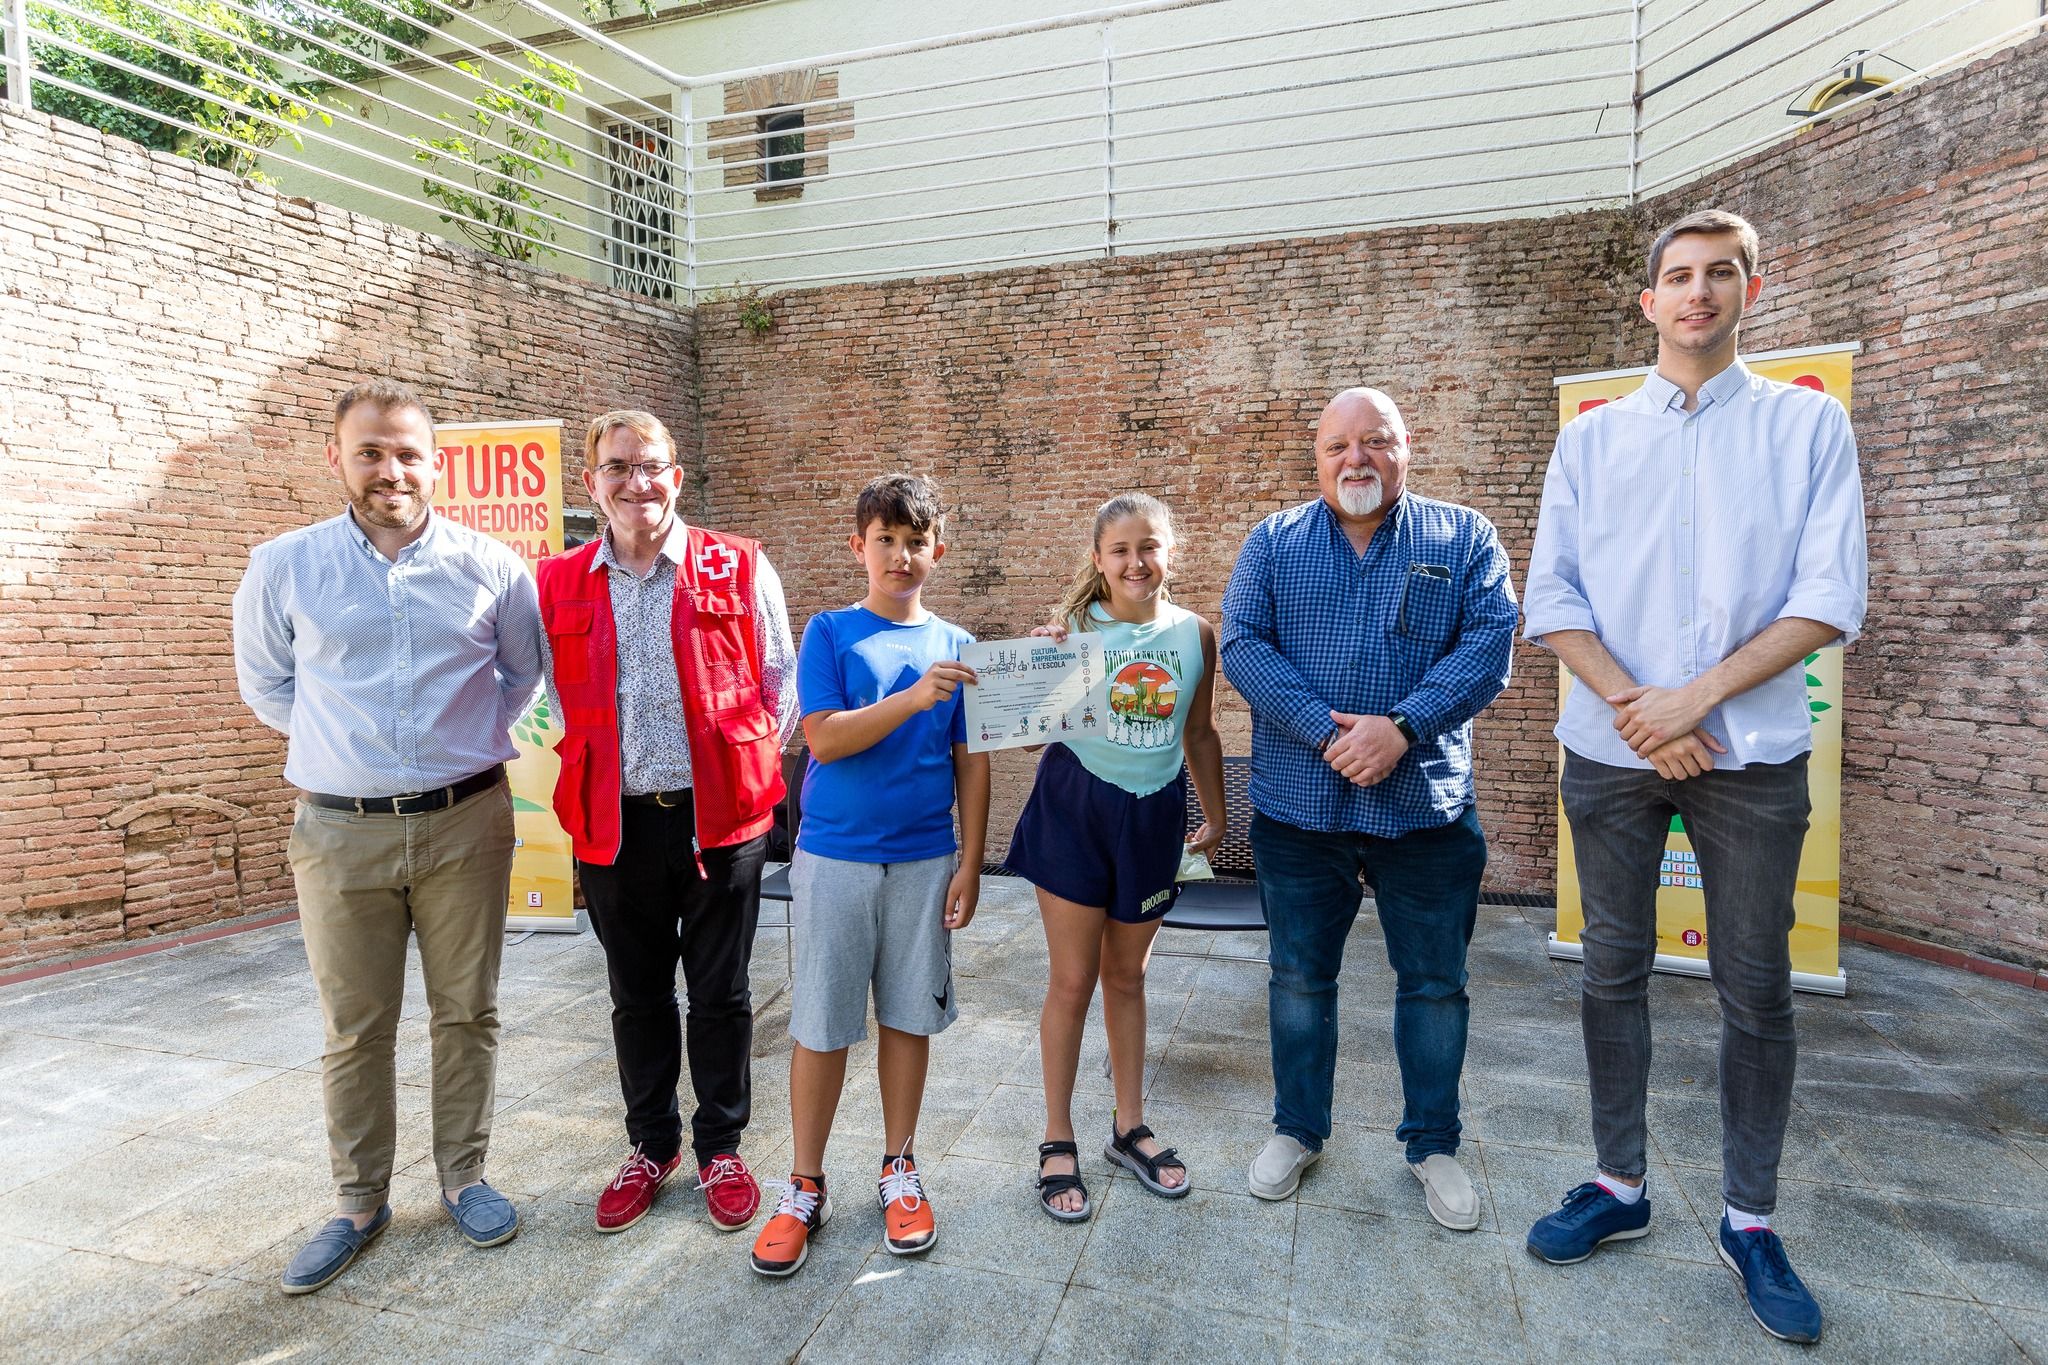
[760,108,806,184]
[602,115,676,300]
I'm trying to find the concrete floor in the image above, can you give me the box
[1,875,2045,1363]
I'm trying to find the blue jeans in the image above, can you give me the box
[1251,806,1486,1161]
[1561,749,1809,1215]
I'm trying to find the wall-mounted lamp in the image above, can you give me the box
[1786,50,1912,118]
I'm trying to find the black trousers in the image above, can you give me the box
[578,795,766,1167]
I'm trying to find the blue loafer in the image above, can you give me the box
[281,1204,390,1294]
[1526,1181,1652,1264]
[442,1181,519,1248]
[1718,1216,1823,1344]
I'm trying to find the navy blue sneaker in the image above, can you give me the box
[1526,1181,1652,1264]
[1718,1216,1823,1344]
[280,1204,390,1294]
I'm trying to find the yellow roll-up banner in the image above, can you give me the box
[1548,345,1855,995]
[434,420,580,933]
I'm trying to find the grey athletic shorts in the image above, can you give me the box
[788,848,959,1052]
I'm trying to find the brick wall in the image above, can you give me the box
[0,108,694,970]
[696,34,2048,969]
[5,31,2044,972]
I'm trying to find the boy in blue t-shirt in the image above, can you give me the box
[749,473,990,1277]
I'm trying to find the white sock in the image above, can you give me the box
[1595,1174,1645,1205]
[1725,1203,1770,1232]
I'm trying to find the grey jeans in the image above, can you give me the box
[1561,748,1810,1215]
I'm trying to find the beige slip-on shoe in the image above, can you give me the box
[1248,1134,1321,1200]
[1410,1153,1481,1231]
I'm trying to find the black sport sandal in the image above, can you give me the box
[1105,1119,1190,1199]
[1035,1140,1093,1223]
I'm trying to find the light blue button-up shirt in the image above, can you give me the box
[1523,360,1867,770]
[234,509,545,796]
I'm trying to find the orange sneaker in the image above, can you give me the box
[750,1175,829,1277]
[879,1153,936,1255]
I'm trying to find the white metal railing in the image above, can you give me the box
[3,0,2042,302]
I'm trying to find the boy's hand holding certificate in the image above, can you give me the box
[961,635,1108,753]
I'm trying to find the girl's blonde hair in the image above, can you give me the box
[1050,493,1177,631]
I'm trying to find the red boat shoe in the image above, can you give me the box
[596,1146,683,1233]
[697,1153,762,1231]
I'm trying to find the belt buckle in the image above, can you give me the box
[392,790,428,815]
[654,790,678,808]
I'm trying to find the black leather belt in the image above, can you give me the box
[301,765,506,816]
[622,789,692,807]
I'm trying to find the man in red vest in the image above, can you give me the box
[538,410,796,1235]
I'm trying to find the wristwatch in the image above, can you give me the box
[1387,711,1421,745]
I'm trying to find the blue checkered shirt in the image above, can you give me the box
[1219,494,1517,837]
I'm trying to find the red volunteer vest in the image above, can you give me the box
[537,526,785,865]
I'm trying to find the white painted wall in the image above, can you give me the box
[257,0,2041,295]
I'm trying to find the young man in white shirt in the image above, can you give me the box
[1521,210,1868,1345]
[235,380,544,1292]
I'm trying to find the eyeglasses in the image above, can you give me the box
[594,459,676,483]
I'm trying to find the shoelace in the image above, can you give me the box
[696,1155,747,1193]
[879,1156,925,1213]
[1737,1228,1803,1294]
[608,1150,662,1192]
[765,1179,822,1223]
[1558,1182,1612,1221]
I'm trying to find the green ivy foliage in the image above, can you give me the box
[27,0,447,179]
[412,53,580,264]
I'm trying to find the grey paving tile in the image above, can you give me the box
[920,1153,1091,1285]
[1072,1183,1295,1316]
[1820,1113,2048,1208]
[1004,1014,1169,1100]
[1460,1076,1595,1155]
[1665,1167,1970,1297]
[0,1034,280,1135]
[0,1135,266,1248]
[1992,1306,2048,1361]
[797,1258,1063,1365]
[101,1150,330,1275]
[1890,1195,2048,1310]
[1040,1284,1286,1363]
[1285,1318,1527,1364]
[0,1232,66,1296]
[1863,1009,2048,1073]
[0,1113,133,1196]
[1793,1047,1995,1126]
[0,1250,202,1362]
[1290,1207,1520,1348]
[1479,1140,1715,1265]
[320,1308,591,1363]
[1787,1283,2026,1363]
[1794,1004,1910,1059]
[147,1066,330,1166]
[1642,1089,1861,1185]
[1514,1244,1766,1363]
[1462,1023,1587,1083]
[88,1272,381,1363]
[953,1083,1061,1167]
[1926,1066,2048,1138]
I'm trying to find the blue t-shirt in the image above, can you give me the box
[795,605,972,863]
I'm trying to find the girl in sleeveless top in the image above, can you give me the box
[1006,494,1228,1221]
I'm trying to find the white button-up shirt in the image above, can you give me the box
[1523,360,1867,770]
[234,509,545,796]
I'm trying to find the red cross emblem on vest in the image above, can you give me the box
[696,544,738,582]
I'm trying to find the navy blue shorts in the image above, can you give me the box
[1005,743,1187,924]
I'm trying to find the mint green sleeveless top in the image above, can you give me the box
[1063,601,1204,796]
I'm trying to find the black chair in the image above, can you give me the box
[757,751,805,960]
[1158,757,1266,961]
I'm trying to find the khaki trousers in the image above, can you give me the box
[288,782,515,1213]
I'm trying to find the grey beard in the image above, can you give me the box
[1337,477,1383,517]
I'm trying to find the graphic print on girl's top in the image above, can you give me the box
[1064,601,1204,795]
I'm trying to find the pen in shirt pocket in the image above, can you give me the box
[1397,563,1452,635]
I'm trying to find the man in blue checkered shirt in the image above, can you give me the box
[1221,387,1516,1231]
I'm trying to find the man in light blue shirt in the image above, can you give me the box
[1521,210,1867,1345]
[234,379,542,1294]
